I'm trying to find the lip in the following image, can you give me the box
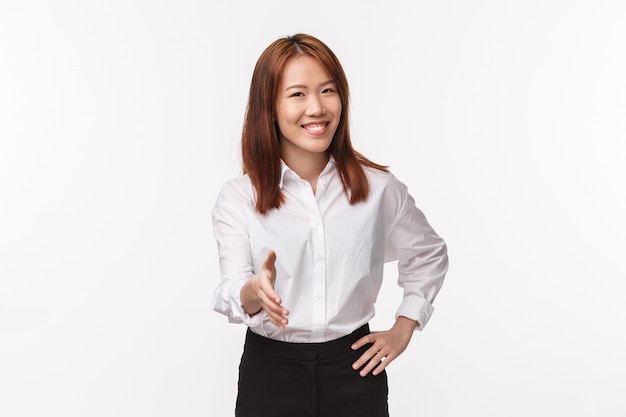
[301,121,330,136]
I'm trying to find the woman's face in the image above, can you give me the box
[275,55,342,164]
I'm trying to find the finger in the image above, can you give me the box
[257,290,289,329]
[258,275,283,305]
[258,289,287,316]
[359,349,386,377]
[263,302,288,328]
[351,343,379,372]
[268,312,289,329]
[351,334,373,351]
[372,355,393,376]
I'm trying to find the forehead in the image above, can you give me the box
[280,55,332,85]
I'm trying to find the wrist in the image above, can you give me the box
[240,280,262,316]
[395,316,418,331]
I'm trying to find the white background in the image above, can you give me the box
[1,1,625,416]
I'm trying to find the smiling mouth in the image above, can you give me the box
[302,122,328,132]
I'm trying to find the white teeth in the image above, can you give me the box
[304,123,326,131]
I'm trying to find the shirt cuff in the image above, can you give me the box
[212,276,267,328]
[395,295,435,331]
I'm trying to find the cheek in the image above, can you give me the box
[275,113,299,140]
[276,104,301,126]
[330,99,342,117]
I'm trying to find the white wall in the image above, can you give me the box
[1,1,624,416]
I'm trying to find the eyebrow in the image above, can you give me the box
[284,80,336,91]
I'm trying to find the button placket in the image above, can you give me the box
[299,179,326,335]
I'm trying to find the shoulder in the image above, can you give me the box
[215,174,255,206]
[361,166,414,217]
[363,166,408,194]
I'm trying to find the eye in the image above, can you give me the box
[289,92,305,97]
[322,88,336,94]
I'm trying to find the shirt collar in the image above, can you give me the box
[279,155,336,189]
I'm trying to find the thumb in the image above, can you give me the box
[262,250,277,274]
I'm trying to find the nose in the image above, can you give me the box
[305,95,325,117]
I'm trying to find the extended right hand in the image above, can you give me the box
[240,250,289,329]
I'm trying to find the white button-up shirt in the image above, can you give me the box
[212,158,448,343]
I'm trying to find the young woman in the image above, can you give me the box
[212,33,448,417]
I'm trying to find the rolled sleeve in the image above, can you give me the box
[385,176,449,331]
[212,274,267,326]
[211,181,264,326]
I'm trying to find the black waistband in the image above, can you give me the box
[243,324,370,361]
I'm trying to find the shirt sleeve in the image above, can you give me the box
[384,175,449,330]
[211,181,266,327]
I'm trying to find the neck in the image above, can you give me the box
[282,151,329,191]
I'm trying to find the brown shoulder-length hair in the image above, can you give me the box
[242,33,388,214]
